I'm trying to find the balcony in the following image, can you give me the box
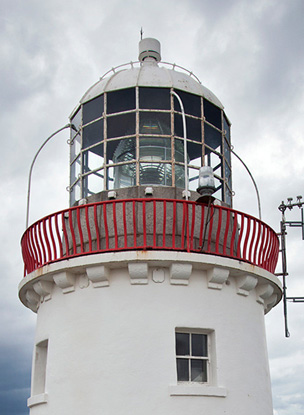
[21,198,279,276]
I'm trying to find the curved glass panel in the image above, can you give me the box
[174,114,201,142]
[139,137,171,161]
[139,87,170,110]
[83,119,103,149]
[114,163,136,188]
[107,88,135,114]
[139,112,170,135]
[83,95,104,124]
[174,90,201,117]
[107,113,135,138]
[203,99,222,130]
[139,162,172,186]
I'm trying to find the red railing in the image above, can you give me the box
[21,198,279,276]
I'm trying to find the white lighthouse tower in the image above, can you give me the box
[19,38,282,415]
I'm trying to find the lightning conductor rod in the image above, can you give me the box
[171,91,188,200]
[231,148,262,220]
[25,124,76,229]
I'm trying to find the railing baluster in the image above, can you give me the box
[85,206,92,252]
[162,200,167,248]
[207,205,214,253]
[103,203,109,250]
[172,201,176,249]
[215,207,222,254]
[123,201,127,248]
[62,211,69,257]
[77,208,84,253]
[143,200,147,249]
[113,201,118,250]
[68,210,77,255]
[153,200,157,248]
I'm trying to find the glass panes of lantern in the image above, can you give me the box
[69,86,232,206]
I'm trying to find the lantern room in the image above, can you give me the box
[69,38,232,206]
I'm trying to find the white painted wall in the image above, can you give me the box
[21,252,280,415]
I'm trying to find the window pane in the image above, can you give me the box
[140,112,170,135]
[191,359,207,382]
[83,145,104,173]
[176,333,189,355]
[174,90,201,117]
[83,95,104,124]
[139,163,172,186]
[84,170,104,195]
[71,156,81,183]
[113,163,136,189]
[107,113,136,138]
[204,100,222,130]
[205,123,221,151]
[192,334,208,357]
[139,137,171,161]
[139,87,170,110]
[189,167,199,191]
[71,108,82,137]
[112,137,136,163]
[187,141,202,162]
[175,164,185,188]
[175,114,201,142]
[71,133,81,161]
[70,180,80,205]
[177,358,189,381]
[107,88,135,114]
[223,113,230,142]
[83,119,103,148]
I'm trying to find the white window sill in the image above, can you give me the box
[27,393,48,408]
[169,384,227,397]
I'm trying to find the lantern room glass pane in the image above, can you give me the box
[189,168,200,191]
[71,133,81,161]
[83,119,103,149]
[223,113,230,142]
[70,180,80,206]
[83,144,104,173]
[71,108,82,137]
[107,113,136,138]
[139,162,172,186]
[204,100,222,130]
[107,88,136,114]
[139,87,170,110]
[83,94,104,125]
[139,112,171,135]
[174,90,201,117]
[113,163,136,188]
[112,137,136,163]
[84,170,104,195]
[174,114,201,142]
[71,156,81,183]
[139,137,171,161]
[205,123,221,151]
[174,139,186,163]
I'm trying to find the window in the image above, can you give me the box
[175,331,208,383]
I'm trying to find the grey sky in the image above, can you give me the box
[1,0,304,414]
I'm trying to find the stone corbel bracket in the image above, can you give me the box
[86,265,109,288]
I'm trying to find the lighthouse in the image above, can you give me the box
[19,38,282,414]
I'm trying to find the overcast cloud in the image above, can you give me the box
[1,0,303,414]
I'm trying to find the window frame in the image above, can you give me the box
[175,329,210,384]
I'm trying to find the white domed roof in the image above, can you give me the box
[79,60,223,110]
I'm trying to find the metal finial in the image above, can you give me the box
[140,27,143,40]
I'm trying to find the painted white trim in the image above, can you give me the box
[27,393,48,408]
[169,385,227,397]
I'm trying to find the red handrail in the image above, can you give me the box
[21,199,279,276]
